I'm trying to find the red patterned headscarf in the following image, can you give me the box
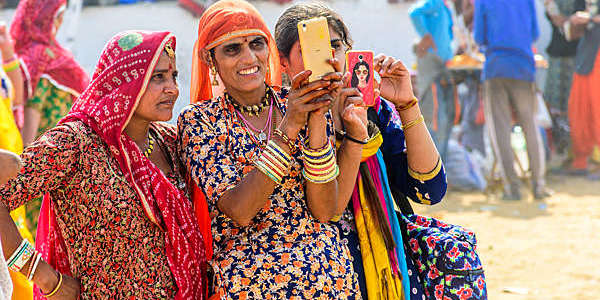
[10,0,89,97]
[35,31,206,299]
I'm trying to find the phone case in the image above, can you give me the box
[346,50,375,106]
[297,17,335,82]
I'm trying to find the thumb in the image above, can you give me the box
[342,72,351,87]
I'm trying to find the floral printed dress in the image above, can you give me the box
[178,93,361,299]
[0,120,187,299]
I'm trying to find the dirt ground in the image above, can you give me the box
[413,173,600,300]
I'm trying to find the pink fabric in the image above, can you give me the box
[365,157,401,275]
[10,0,89,97]
[35,31,206,300]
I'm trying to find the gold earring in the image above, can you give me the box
[211,64,219,86]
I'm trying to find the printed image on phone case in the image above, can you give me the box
[347,51,374,106]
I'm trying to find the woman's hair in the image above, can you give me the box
[274,2,353,58]
[351,60,370,88]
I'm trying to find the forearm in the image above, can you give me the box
[400,104,439,172]
[333,140,362,216]
[218,168,277,227]
[0,204,58,292]
[305,113,338,222]
[0,45,24,106]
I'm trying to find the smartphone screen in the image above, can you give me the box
[297,17,335,82]
[346,51,375,106]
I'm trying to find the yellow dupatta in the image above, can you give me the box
[350,132,404,300]
[0,70,34,300]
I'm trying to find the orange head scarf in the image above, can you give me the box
[190,0,282,103]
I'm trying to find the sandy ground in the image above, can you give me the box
[2,1,598,299]
[414,173,600,300]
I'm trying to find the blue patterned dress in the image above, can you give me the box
[177,91,361,299]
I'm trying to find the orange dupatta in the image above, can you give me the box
[190,0,282,103]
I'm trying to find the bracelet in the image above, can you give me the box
[254,140,292,185]
[396,97,418,111]
[2,58,20,73]
[401,114,425,131]
[302,165,339,183]
[273,128,296,152]
[41,272,63,297]
[27,252,42,281]
[302,140,331,158]
[7,240,35,272]
[344,133,368,145]
[6,240,27,266]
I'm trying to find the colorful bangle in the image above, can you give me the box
[254,140,292,185]
[41,272,63,298]
[7,240,34,272]
[6,240,27,266]
[255,160,283,184]
[302,165,339,183]
[302,140,331,157]
[27,252,42,281]
[396,97,418,111]
[2,58,20,73]
[268,141,292,162]
[274,128,296,152]
[401,114,425,131]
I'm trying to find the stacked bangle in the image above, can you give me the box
[302,140,339,184]
[401,114,425,131]
[255,140,292,185]
[396,97,418,111]
[2,58,20,73]
[7,239,35,272]
[41,272,63,298]
[273,128,297,152]
[27,252,42,281]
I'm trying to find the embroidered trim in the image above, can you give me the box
[361,131,383,161]
[408,157,442,182]
[206,29,266,50]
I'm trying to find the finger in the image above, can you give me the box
[298,88,331,104]
[346,96,364,107]
[389,59,408,74]
[327,58,344,73]
[342,72,351,87]
[302,99,332,112]
[321,71,343,82]
[291,70,312,90]
[381,57,395,75]
[293,80,332,98]
[374,88,381,100]
[327,80,344,91]
[374,54,386,73]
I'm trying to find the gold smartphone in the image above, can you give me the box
[297,17,335,82]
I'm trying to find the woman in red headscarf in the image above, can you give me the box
[10,0,90,234]
[178,0,359,298]
[0,30,206,299]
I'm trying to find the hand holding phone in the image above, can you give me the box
[297,17,335,83]
[346,51,375,107]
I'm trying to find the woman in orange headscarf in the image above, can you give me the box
[178,0,360,298]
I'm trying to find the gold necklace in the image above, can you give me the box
[144,136,155,158]
[227,87,271,117]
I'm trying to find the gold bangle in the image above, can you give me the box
[2,59,20,73]
[42,272,63,297]
[396,97,418,111]
[401,115,425,131]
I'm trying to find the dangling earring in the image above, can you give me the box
[211,64,219,86]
